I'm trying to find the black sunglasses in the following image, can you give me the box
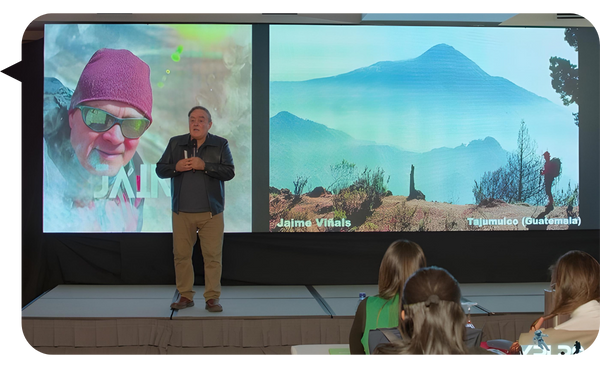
[76,105,150,139]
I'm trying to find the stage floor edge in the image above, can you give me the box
[22,283,545,354]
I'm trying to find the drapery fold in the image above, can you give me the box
[24,313,535,354]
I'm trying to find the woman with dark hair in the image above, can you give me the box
[349,239,426,354]
[373,266,469,354]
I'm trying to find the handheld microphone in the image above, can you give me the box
[192,139,197,172]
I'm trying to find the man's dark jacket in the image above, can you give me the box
[156,133,234,215]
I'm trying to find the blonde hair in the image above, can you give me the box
[375,267,468,355]
[547,250,600,318]
[378,239,426,300]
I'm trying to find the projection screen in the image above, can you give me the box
[43,24,252,233]
[269,25,580,232]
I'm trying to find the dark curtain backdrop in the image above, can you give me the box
[21,27,600,308]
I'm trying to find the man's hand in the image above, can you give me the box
[189,157,206,171]
[176,158,193,172]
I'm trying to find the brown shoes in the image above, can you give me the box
[170,296,222,312]
[170,296,194,310]
[205,298,223,312]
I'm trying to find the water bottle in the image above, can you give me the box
[356,292,367,311]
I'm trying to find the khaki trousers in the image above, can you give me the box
[172,211,224,301]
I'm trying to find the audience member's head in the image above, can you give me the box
[378,239,426,300]
[548,250,600,317]
[375,266,468,354]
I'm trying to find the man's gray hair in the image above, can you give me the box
[188,106,212,122]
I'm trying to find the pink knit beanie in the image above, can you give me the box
[69,48,153,123]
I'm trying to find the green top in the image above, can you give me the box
[360,294,400,354]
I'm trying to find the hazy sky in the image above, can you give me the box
[270,25,579,112]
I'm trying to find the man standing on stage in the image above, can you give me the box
[156,106,234,312]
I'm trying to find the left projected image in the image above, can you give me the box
[43,24,252,233]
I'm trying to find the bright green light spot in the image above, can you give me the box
[171,53,181,62]
[157,82,164,88]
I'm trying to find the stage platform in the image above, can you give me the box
[22,283,547,354]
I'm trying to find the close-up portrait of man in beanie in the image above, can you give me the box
[43,48,153,232]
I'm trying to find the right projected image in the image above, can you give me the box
[269,25,580,232]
